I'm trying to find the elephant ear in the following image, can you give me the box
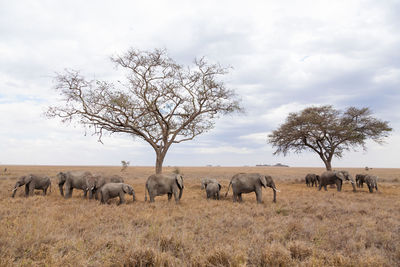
[25,175,33,184]
[218,183,221,191]
[201,179,206,190]
[336,171,345,181]
[176,175,184,189]
[260,176,267,187]
[122,184,130,194]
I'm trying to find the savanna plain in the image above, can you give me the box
[0,165,399,266]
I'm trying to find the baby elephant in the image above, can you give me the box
[365,175,378,193]
[12,174,51,198]
[100,183,135,205]
[201,178,221,200]
[305,173,320,187]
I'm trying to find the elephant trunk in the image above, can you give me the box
[88,187,95,199]
[132,191,136,202]
[178,187,183,200]
[349,177,356,192]
[58,183,64,197]
[11,187,18,198]
[11,182,21,198]
[272,188,276,203]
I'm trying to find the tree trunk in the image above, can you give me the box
[155,152,165,174]
[324,160,332,171]
[319,154,332,171]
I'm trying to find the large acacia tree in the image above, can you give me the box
[47,48,242,173]
[268,105,392,170]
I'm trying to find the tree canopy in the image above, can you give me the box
[268,105,392,170]
[47,48,242,173]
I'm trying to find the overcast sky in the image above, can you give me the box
[0,0,399,168]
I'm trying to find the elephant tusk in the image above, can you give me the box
[273,187,281,192]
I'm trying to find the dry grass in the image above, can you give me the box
[0,166,399,266]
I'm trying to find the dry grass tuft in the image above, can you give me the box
[0,166,399,266]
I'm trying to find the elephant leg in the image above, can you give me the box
[149,192,155,203]
[233,192,238,202]
[65,186,73,199]
[88,189,93,199]
[167,193,172,201]
[216,191,220,200]
[368,185,373,193]
[336,180,341,192]
[59,184,64,197]
[83,189,88,199]
[318,184,322,191]
[375,184,378,191]
[173,190,180,203]
[238,193,243,202]
[118,192,126,205]
[100,192,105,204]
[24,185,29,197]
[324,185,327,191]
[43,188,46,195]
[29,183,35,196]
[255,187,262,203]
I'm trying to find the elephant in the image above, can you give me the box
[86,174,124,200]
[145,173,184,203]
[305,173,320,187]
[318,170,356,192]
[364,175,378,193]
[201,178,221,200]
[57,171,92,199]
[100,183,135,204]
[356,174,367,188]
[225,173,278,203]
[11,174,51,198]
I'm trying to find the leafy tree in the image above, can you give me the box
[47,48,242,174]
[268,105,392,170]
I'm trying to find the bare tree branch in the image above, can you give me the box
[47,49,243,173]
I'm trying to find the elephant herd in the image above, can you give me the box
[304,170,379,193]
[10,169,379,204]
[11,171,279,204]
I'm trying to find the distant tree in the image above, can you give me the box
[268,105,392,170]
[121,160,130,172]
[47,48,242,174]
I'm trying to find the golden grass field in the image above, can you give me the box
[0,165,399,266]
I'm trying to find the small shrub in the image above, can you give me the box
[260,243,292,267]
[206,249,231,267]
[124,248,156,267]
[288,241,312,261]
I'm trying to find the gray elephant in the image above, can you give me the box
[87,174,124,200]
[225,173,278,203]
[100,183,135,204]
[364,175,378,193]
[201,178,221,200]
[57,171,92,199]
[318,170,356,192]
[11,174,51,198]
[145,173,184,203]
[356,174,367,188]
[305,173,320,187]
